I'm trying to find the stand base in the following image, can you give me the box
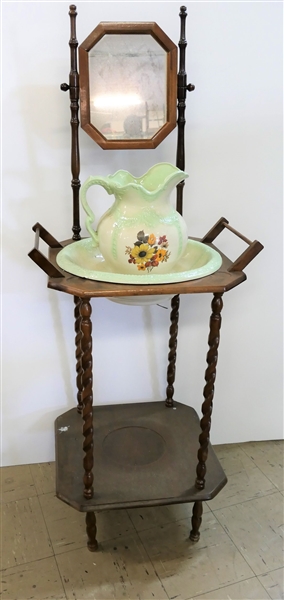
[55,401,227,512]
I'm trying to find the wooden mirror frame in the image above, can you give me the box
[79,22,177,150]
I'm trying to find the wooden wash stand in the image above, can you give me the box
[29,5,263,551]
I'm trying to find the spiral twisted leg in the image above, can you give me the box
[80,298,94,499]
[74,296,83,413]
[195,293,223,490]
[165,294,180,407]
[190,501,203,542]
[86,512,98,551]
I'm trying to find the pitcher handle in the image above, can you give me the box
[80,176,113,246]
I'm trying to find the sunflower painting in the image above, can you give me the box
[125,230,171,272]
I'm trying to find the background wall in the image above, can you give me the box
[2,1,283,466]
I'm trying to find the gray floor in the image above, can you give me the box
[1,441,283,599]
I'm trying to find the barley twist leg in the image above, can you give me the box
[86,512,98,551]
[165,294,180,407]
[74,296,83,413]
[195,293,223,489]
[190,501,203,542]
[80,298,94,499]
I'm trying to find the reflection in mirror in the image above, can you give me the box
[88,34,167,141]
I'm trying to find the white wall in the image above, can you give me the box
[2,1,283,466]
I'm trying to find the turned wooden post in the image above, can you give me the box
[190,501,203,542]
[86,512,98,551]
[80,298,94,499]
[61,4,81,240]
[176,5,195,215]
[176,5,187,215]
[68,4,81,241]
[74,296,83,413]
[195,293,223,489]
[165,294,180,407]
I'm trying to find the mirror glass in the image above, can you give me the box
[88,34,167,141]
[79,22,177,149]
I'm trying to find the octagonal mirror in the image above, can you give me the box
[79,23,177,149]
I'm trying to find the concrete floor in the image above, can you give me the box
[1,440,283,599]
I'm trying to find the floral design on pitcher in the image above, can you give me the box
[125,230,171,272]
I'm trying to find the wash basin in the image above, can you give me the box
[56,238,222,293]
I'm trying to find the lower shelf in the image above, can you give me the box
[55,401,227,512]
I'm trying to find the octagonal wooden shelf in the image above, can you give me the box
[55,401,227,512]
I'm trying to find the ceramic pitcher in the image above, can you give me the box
[80,162,189,275]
